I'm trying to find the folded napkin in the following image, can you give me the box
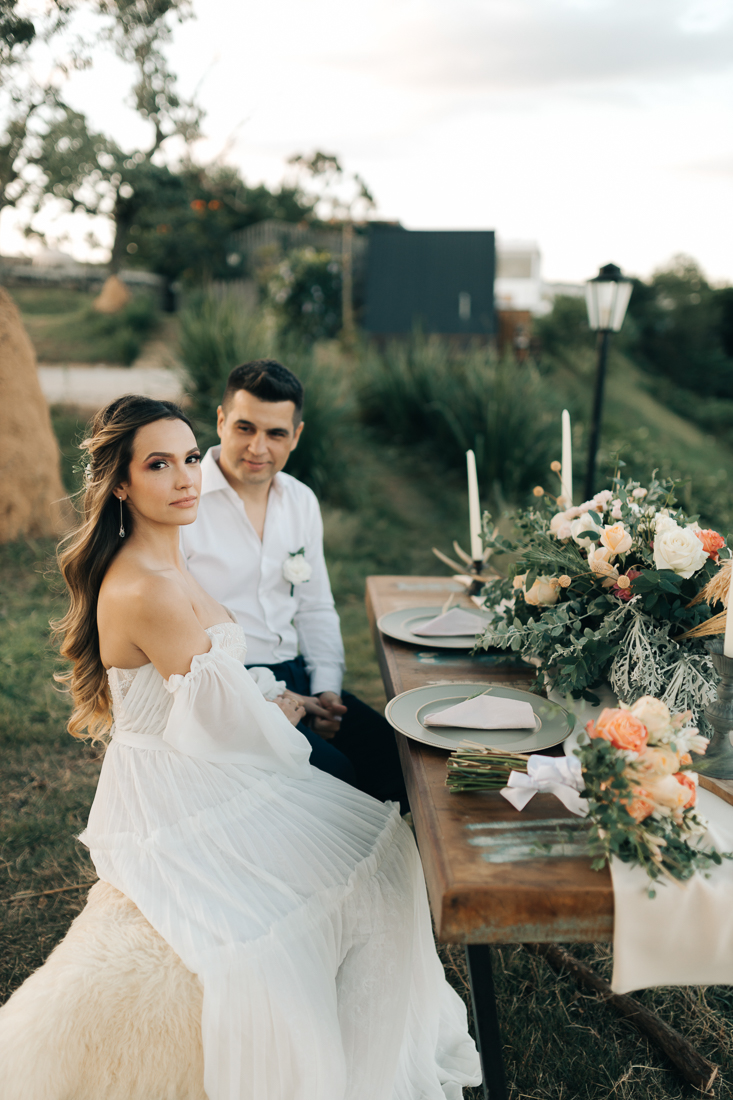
[611,788,733,993]
[501,755,588,816]
[423,694,536,729]
[412,608,484,637]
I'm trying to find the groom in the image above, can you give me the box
[180,358,408,811]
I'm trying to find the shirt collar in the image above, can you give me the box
[200,445,285,499]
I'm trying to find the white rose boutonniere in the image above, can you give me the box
[283,548,312,595]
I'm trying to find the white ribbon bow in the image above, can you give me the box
[500,755,588,817]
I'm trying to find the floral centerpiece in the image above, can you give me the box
[475,468,730,718]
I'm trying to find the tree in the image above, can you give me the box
[286,151,375,340]
[0,0,200,269]
[0,0,86,219]
[626,255,733,399]
[111,160,313,288]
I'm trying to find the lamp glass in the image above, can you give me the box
[585,273,632,332]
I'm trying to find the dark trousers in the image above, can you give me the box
[247,656,409,814]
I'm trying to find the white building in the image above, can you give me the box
[495,240,584,317]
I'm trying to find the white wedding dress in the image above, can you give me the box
[80,623,481,1100]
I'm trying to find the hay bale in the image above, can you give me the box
[93,274,131,314]
[0,287,72,542]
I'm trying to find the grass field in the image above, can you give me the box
[2,393,733,1097]
[7,286,162,365]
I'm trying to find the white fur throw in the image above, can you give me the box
[0,881,205,1100]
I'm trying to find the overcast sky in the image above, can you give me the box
[3,0,733,283]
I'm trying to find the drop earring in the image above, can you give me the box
[118,497,126,538]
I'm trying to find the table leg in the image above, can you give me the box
[465,944,508,1100]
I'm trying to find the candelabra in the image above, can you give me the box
[699,638,733,780]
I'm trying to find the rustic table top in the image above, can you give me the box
[366,575,615,944]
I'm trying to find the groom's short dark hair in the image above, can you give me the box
[222,359,304,422]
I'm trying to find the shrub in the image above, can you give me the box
[356,336,563,502]
[261,247,342,342]
[178,293,353,502]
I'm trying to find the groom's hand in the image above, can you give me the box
[311,691,347,740]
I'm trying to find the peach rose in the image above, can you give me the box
[633,745,680,779]
[625,786,655,823]
[524,576,561,607]
[645,773,690,812]
[695,528,725,562]
[600,522,633,558]
[590,708,648,753]
[673,772,697,808]
[587,545,620,586]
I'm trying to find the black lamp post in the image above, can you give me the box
[583,263,633,500]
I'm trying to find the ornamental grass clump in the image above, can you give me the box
[356,335,561,500]
[475,468,729,717]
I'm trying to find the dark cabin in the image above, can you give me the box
[363,226,495,337]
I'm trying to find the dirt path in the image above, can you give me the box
[38,363,185,407]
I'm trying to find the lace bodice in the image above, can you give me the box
[107,622,247,733]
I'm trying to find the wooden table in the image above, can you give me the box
[366,576,613,1100]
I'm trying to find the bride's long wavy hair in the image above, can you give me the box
[53,395,194,741]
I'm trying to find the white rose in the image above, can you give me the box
[632,487,648,499]
[654,513,677,535]
[628,696,673,742]
[549,511,574,540]
[283,553,312,586]
[610,499,623,520]
[523,576,560,606]
[570,511,601,550]
[592,489,614,509]
[653,524,708,578]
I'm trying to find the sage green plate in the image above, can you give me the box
[384,682,575,753]
[377,606,494,650]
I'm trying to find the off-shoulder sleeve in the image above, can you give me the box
[247,666,287,701]
[163,642,312,775]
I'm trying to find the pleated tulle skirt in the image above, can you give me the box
[80,742,481,1100]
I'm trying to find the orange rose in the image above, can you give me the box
[695,528,725,561]
[590,708,648,753]
[625,786,655,823]
[673,772,697,808]
[679,752,693,766]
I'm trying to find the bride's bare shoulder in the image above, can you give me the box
[98,568,194,634]
[98,567,210,675]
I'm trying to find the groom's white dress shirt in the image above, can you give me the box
[180,446,345,696]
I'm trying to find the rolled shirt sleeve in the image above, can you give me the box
[293,495,345,697]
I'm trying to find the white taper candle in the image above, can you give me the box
[561,409,573,506]
[466,450,483,562]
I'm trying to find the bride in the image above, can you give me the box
[53,394,481,1100]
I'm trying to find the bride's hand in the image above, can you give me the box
[273,694,306,727]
